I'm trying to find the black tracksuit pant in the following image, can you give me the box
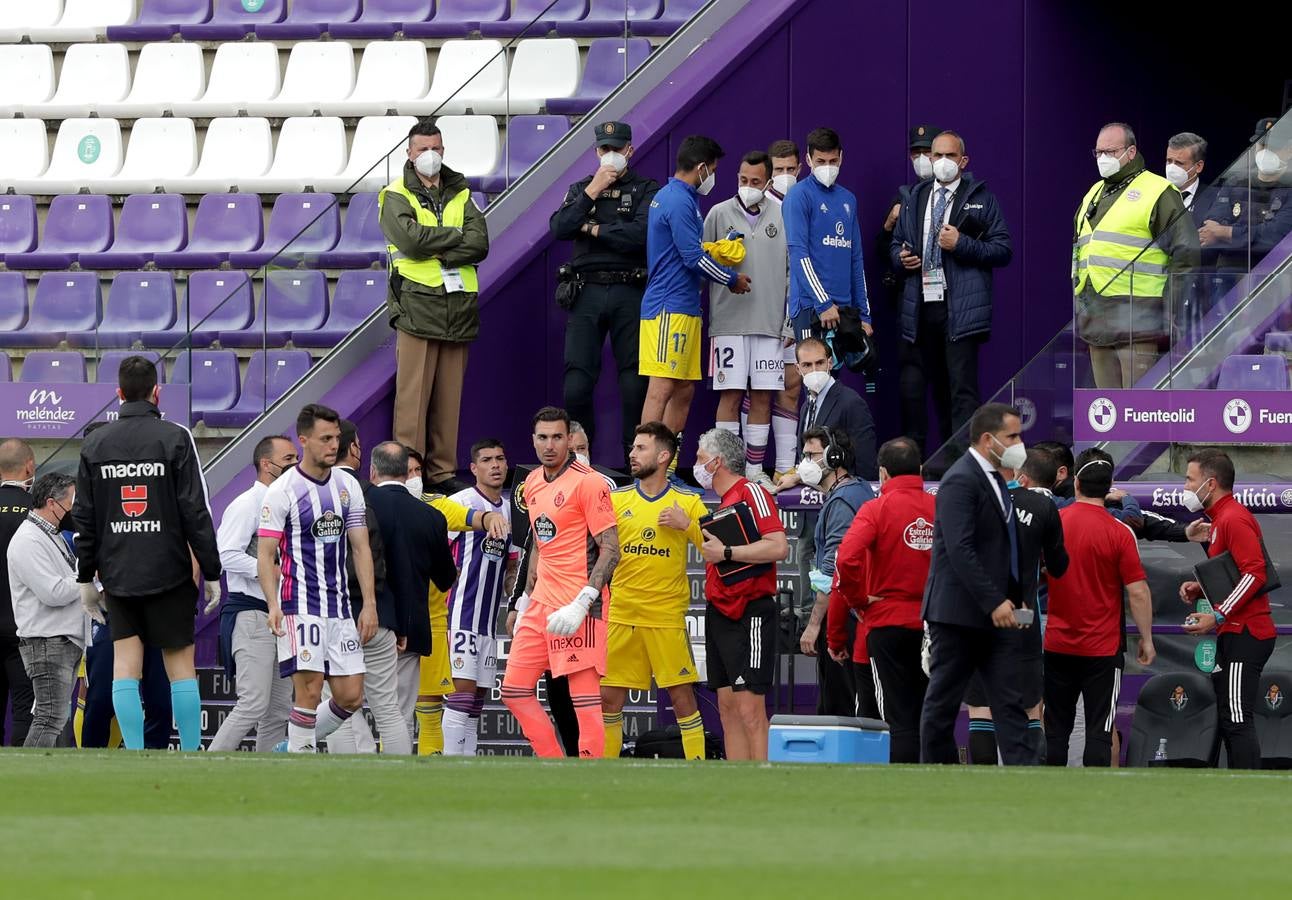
[867,626,929,763]
[1214,629,1275,770]
[1043,651,1121,767]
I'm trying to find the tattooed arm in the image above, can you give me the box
[586,524,620,591]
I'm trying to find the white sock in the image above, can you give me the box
[288,707,316,753]
[716,420,740,435]
[740,394,751,434]
[744,422,769,471]
[314,698,353,742]
[772,413,798,471]
[465,717,480,757]
[442,707,469,756]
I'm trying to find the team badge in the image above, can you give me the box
[300,649,312,662]
[1169,685,1188,711]
[765,223,778,238]
[514,482,528,514]
[261,505,271,521]
[642,527,656,541]
[611,189,621,199]
[1233,202,1242,218]
[453,657,464,670]
[121,485,148,518]
[338,488,350,508]
[716,370,726,384]
[1267,683,1284,710]
[603,123,614,135]
[554,491,566,508]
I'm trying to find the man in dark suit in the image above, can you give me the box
[920,402,1037,765]
[0,438,36,746]
[775,337,877,489]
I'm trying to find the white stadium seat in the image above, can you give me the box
[474,39,581,115]
[24,43,130,120]
[245,41,357,118]
[176,117,274,194]
[329,41,429,118]
[0,44,56,117]
[316,115,419,193]
[172,43,282,119]
[0,0,63,43]
[27,0,135,43]
[0,120,51,191]
[436,115,501,178]
[94,118,199,194]
[99,43,206,120]
[244,117,348,193]
[10,118,123,195]
[402,39,508,116]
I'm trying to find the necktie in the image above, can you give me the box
[990,471,1020,582]
[805,391,818,429]
[925,187,948,270]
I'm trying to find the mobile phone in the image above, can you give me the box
[1014,608,1035,627]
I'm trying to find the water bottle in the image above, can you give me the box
[1152,738,1168,766]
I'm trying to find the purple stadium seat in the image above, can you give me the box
[108,0,213,41]
[547,38,652,115]
[0,354,10,383]
[328,0,434,38]
[203,349,312,428]
[0,273,28,333]
[96,350,168,385]
[480,0,588,37]
[19,351,88,384]
[0,273,101,348]
[79,194,188,271]
[255,0,360,38]
[317,193,384,269]
[477,115,569,193]
[293,270,385,347]
[180,0,286,39]
[1218,354,1290,391]
[227,193,340,269]
[153,193,263,270]
[220,270,328,348]
[403,0,509,38]
[1264,333,1292,354]
[630,0,703,35]
[68,272,178,349]
[556,0,661,36]
[5,195,113,271]
[141,271,254,349]
[0,196,38,258]
[172,350,241,416]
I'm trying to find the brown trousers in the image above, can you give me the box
[393,330,469,483]
[1088,341,1160,389]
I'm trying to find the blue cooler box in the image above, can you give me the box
[768,715,890,764]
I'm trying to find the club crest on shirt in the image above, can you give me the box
[312,509,344,544]
[1169,685,1188,711]
[261,505,271,522]
[765,223,778,238]
[338,488,350,508]
[534,513,557,544]
[554,491,566,508]
[1267,683,1284,710]
[514,482,528,514]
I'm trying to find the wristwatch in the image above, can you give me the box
[723,546,733,562]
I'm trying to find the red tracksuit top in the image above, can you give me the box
[827,475,935,658]
[1204,493,1275,640]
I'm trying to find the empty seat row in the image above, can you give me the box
[0,268,385,351]
[4,347,313,429]
[87,0,699,42]
[1217,354,1291,390]
[2,192,383,271]
[0,36,649,121]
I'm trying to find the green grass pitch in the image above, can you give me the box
[2,751,1289,898]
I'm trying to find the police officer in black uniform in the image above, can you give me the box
[71,355,221,751]
[550,121,659,467]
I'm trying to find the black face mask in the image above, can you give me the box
[53,501,74,533]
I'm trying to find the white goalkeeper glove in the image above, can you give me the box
[80,582,106,625]
[920,622,932,677]
[203,578,222,615]
[546,586,599,637]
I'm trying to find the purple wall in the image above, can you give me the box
[451,0,1290,467]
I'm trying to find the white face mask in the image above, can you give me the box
[1255,148,1284,176]
[796,456,824,487]
[802,370,831,394]
[599,150,627,173]
[1096,149,1127,179]
[1164,162,1193,187]
[697,164,716,196]
[912,154,933,179]
[771,173,797,195]
[414,149,443,178]
[737,185,765,208]
[694,458,716,490]
[405,476,423,497]
[1,477,33,491]
[575,453,591,467]
[932,157,961,184]
[813,164,840,188]
[990,435,1027,471]
[1182,479,1212,513]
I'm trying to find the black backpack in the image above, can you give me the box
[629,723,726,760]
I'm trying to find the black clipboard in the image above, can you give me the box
[699,501,771,586]
[1194,551,1241,607]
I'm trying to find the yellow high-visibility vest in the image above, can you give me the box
[378,179,479,292]
[1073,170,1173,297]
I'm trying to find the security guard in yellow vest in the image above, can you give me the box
[380,120,490,493]
[1074,122,1198,389]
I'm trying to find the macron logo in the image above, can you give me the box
[28,389,62,404]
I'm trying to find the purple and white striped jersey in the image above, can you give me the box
[258,466,366,619]
[446,487,514,638]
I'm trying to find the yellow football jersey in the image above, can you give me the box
[609,482,706,627]
[423,493,474,620]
